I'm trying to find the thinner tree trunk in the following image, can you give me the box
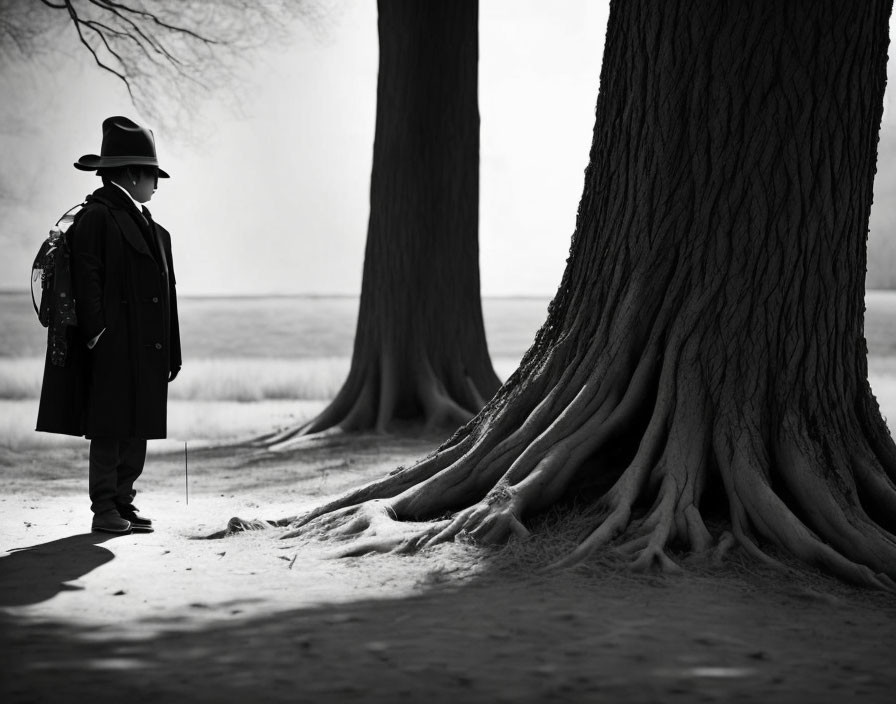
[281,0,499,438]
[244,0,896,586]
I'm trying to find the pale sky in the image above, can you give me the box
[2,1,894,296]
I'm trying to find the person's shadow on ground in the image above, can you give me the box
[0,533,119,607]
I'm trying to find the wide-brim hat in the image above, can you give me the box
[74,116,170,178]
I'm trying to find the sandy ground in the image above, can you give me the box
[2,433,896,703]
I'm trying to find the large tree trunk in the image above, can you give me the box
[272,0,499,440]
[242,0,896,586]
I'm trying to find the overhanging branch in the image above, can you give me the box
[3,0,323,130]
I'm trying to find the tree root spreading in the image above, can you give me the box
[224,329,896,590]
[225,276,896,592]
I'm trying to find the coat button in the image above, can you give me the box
[152,297,159,303]
[154,343,162,350]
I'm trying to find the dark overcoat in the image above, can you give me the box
[36,185,181,439]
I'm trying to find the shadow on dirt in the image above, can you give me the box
[2,565,896,704]
[0,533,121,607]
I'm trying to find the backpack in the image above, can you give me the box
[31,202,85,367]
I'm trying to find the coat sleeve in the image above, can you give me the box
[164,231,182,371]
[70,206,108,343]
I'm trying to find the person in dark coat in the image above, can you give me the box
[36,116,181,534]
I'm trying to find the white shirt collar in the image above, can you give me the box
[110,181,143,212]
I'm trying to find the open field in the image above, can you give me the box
[0,293,532,449]
[4,292,896,447]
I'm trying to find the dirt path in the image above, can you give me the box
[2,436,896,703]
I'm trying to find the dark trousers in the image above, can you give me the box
[89,438,147,514]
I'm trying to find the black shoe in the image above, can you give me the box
[117,506,153,533]
[92,510,132,534]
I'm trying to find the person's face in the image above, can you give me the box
[127,167,159,203]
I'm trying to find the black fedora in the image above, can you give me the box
[74,116,170,178]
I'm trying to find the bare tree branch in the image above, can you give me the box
[62,0,136,104]
[90,0,219,45]
[0,0,336,131]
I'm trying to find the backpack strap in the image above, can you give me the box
[54,201,84,227]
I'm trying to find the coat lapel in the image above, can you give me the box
[94,186,153,259]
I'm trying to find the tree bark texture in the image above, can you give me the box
[247,1,896,586]
[284,0,499,438]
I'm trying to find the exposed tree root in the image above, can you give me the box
[254,349,498,448]
[711,531,737,564]
[226,317,896,591]
[284,500,452,557]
